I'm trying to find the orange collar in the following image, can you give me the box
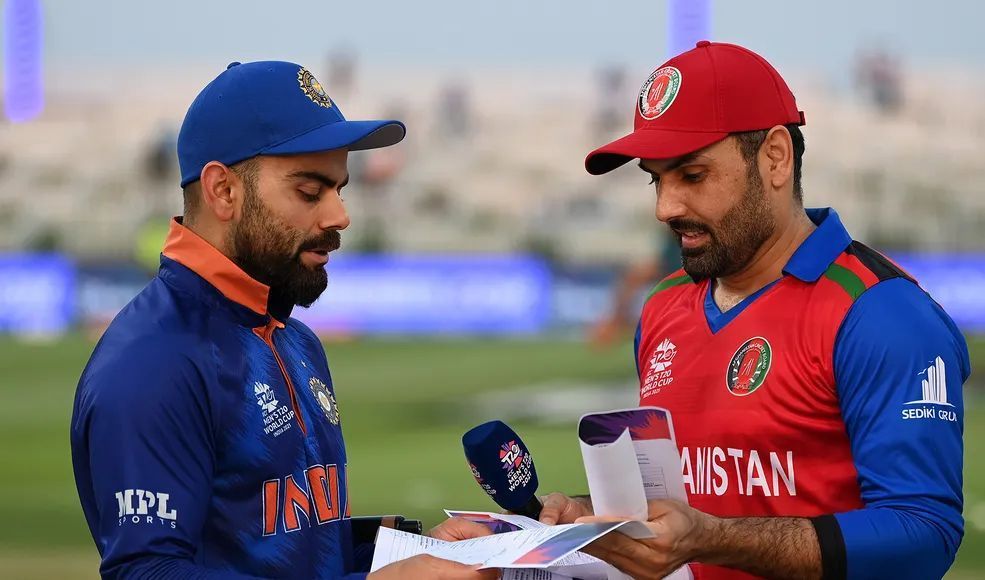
[161,218,270,315]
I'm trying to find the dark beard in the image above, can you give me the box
[670,165,775,281]
[230,185,341,308]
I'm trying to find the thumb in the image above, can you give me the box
[575,515,626,524]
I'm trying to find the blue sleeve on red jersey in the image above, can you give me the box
[71,339,261,579]
[831,277,968,579]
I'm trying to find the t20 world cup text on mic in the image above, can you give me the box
[462,420,542,519]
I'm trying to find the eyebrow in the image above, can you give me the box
[287,170,350,189]
[638,151,708,175]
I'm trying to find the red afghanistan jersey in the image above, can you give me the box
[635,211,915,580]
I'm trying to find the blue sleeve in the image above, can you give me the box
[72,339,260,580]
[633,319,643,379]
[831,278,968,579]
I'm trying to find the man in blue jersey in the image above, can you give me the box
[71,61,495,579]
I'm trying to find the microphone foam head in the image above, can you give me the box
[462,420,539,512]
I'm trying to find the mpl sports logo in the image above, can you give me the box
[640,338,677,399]
[116,489,178,529]
[499,440,533,492]
[902,356,957,423]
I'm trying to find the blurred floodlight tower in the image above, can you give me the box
[4,0,44,123]
[669,0,711,57]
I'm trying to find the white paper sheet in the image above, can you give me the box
[370,521,653,575]
[578,407,694,580]
[579,428,649,520]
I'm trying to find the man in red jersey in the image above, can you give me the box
[538,41,968,580]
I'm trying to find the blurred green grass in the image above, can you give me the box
[1,334,982,578]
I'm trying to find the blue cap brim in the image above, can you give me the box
[262,119,406,156]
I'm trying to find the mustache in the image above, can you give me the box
[298,230,342,253]
[667,218,712,236]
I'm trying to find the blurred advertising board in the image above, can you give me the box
[7,252,983,338]
[0,254,75,335]
[77,264,150,325]
[293,255,553,335]
[894,254,985,334]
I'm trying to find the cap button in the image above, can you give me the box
[226,61,242,69]
[695,40,711,48]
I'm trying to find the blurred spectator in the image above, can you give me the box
[143,128,178,183]
[348,104,408,252]
[595,64,627,139]
[590,229,681,348]
[326,47,357,102]
[436,79,471,140]
[854,45,903,115]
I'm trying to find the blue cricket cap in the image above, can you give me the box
[177,60,406,187]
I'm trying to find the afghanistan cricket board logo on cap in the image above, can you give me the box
[298,67,333,108]
[638,66,682,120]
[309,377,340,424]
[726,337,772,396]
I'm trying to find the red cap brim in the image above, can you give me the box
[585,128,729,175]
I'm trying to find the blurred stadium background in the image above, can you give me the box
[1,0,984,577]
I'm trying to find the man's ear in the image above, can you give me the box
[762,125,794,192]
[199,161,238,222]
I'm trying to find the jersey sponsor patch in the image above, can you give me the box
[725,337,772,396]
[641,338,677,399]
[116,489,178,529]
[902,356,958,422]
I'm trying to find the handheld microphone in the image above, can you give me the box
[462,420,542,519]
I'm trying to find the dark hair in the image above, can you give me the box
[181,157,259,219]
[732,124,805,203]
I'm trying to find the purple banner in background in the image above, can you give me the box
[893,254,985,334]
[293,255,552,335]
[0,254,75,335]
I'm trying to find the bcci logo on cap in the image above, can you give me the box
[639,66,682,120]
[726,337,772,396]
[298,67,332,108]
[499,440,533,491]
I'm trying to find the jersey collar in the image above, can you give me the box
[783,207,853,283]
[161,218,271,316]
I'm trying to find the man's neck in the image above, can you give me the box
[715,209,815,304]
[181,216,232,259]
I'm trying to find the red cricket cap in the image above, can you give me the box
[585,40,805,175]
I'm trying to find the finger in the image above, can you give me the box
[429,517,494,541]
[538,493,567,525]
[574,515,626,524]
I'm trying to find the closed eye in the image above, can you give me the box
[299,190,320,203]
[682,171,704,183]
